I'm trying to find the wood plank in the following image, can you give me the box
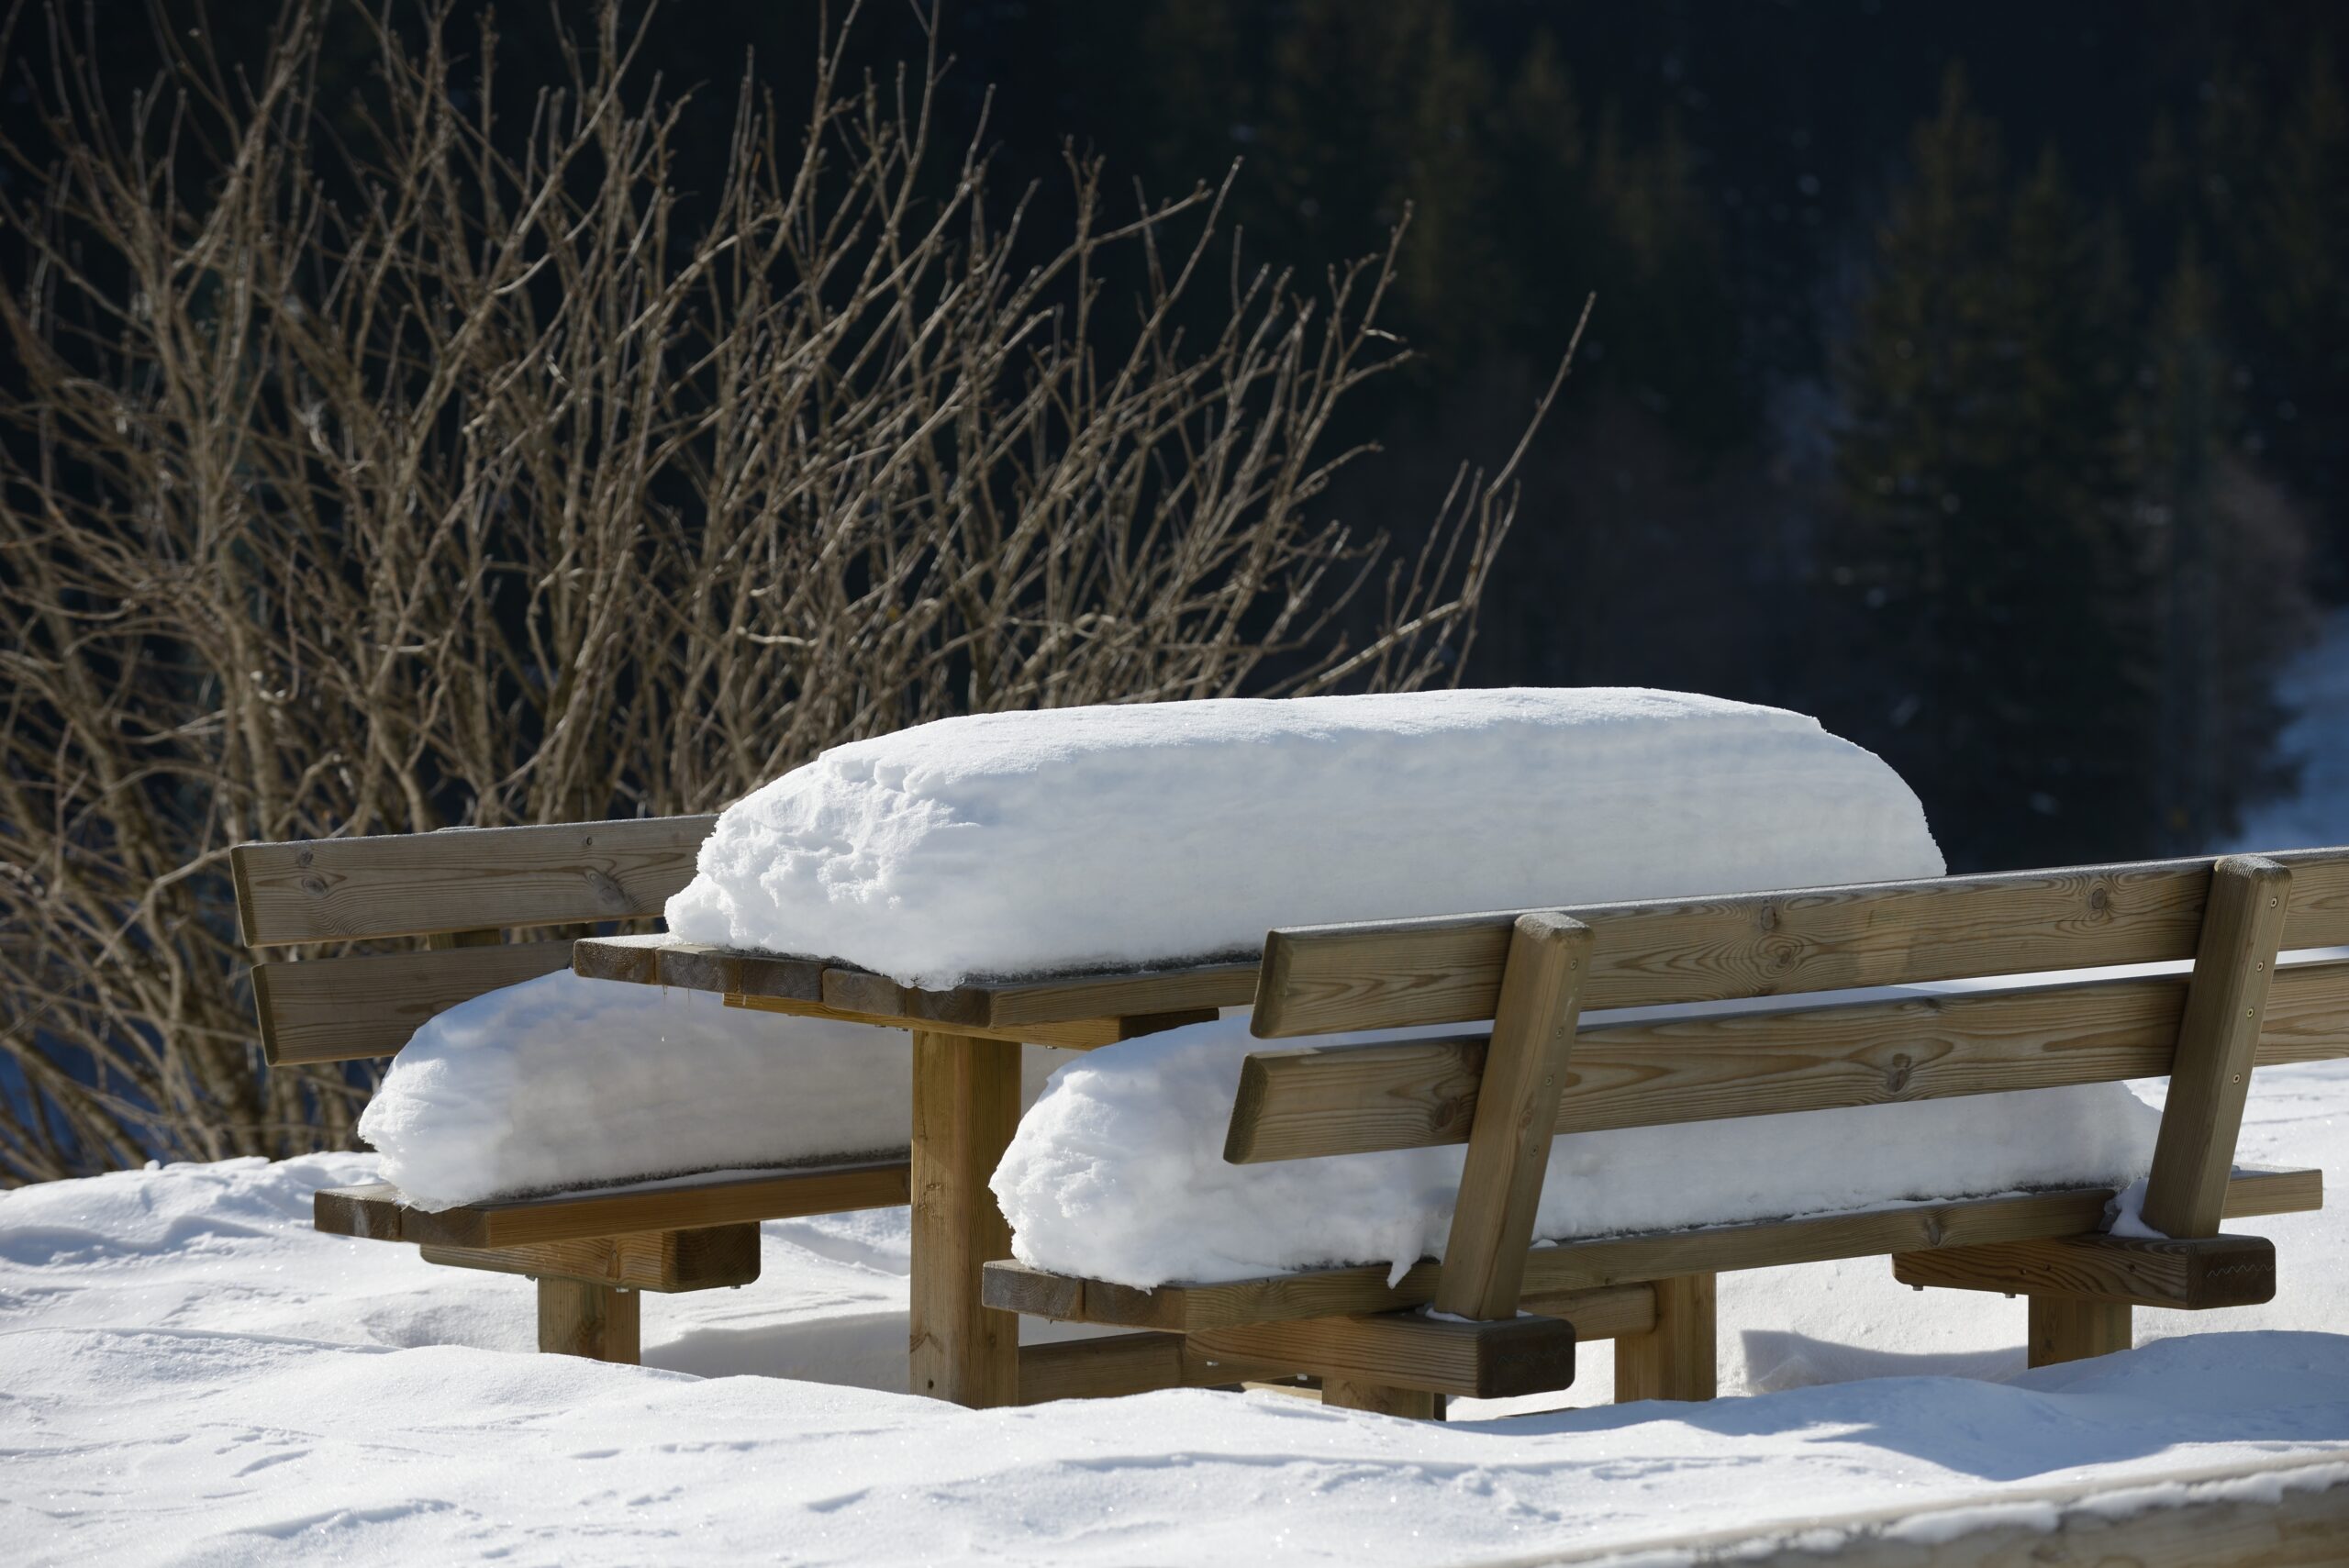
[1514,1168,2318,1296]
[538,1277,640,1362]
[1320,1380,1442,1418]
[726,991,1213,1051]
[1190,1311,1576,1399]
[978,1168,2321,1330]
[821,961,1261,1031]
[1614,1272,1716,1402]
[2143,857,2293,1238]
[574,935,1258,1033]
[979,962,1261,1028]
[313,1161,912,1250]
[1252,848,2349,1037]
[1434,914,1590,1320]
[573,933,826,1004]
[1893,1232,2275,1309]
[233,817,716,945]
[419,1224,762,1294]
[2029,1296,2132,1367]
[908,1032,1021,1407]
[1222,955,2349,1163]
[252,940,575,1063]
[1015,1333,1303,1403]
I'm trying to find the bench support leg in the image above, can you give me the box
[538,1278,640,1364]
[1615,1273,1716,1402]
[2028,1296,2132,1368]
[1322,1380,1443,1420]
[910,1030,1021,1407]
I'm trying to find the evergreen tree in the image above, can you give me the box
[2130,240,2318,849]
[2243,48,2349,581]
[1829,70,2155,868]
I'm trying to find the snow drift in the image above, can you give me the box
[361,971,1075,1209]
[664,688,1945,988]
[992,1011,2163,1286]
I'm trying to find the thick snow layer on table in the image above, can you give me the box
[360,970,1074,1209]
[4,1060,2346,1566]
[665,688,1943,987]
[994,1011,2160,1287]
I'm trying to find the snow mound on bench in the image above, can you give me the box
[664,688,1944,988]
[992,1012,2161,1288]
[360,971,1074,1210]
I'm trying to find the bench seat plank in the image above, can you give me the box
[317,1160,913,1250]
[1225,956,2349,1163]
[981,1166,2321,1332]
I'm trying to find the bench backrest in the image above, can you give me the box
[1233,848,2349,1175]
[231,817,715,1065]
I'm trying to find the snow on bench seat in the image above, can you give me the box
[360,971,1074,1211]
[990,1011,2164,1289]
[663,688,1945,989]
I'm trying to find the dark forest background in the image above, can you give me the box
[11,0,2346,873]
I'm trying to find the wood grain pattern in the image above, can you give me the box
[907,1032,1021,1407]
[1893,1231,2276,1309]
[1252,848,2349,1037]
[573,933,1257,1034]
[2029,1296,2132,1367]
[2143,857,2293,1238]
[418,1225,762,1294]
[1014,1333,1305,1403]
[314,1162,912,1250]
[1319,1380,1442,1418]
[1434,914,1591,1320]
[1223,955,2349,1163]
[1189,1310,1577,1399]
[982,963,1262,1026]
[978,1167,2320,1330]
[573,933,826,1003]
[727,991,1214,1050]
[537,1277,640,1362]
[252,940,576,1063]
[233,817,716,945]
[1613,1272,1716,1402]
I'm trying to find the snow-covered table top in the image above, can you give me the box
[570,930,1256,1046]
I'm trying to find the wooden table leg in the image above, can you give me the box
[2029,1296,2132,1368]
[539,1277,640,1363]
[1615,1272,1717,1402]
[1323,1381,1443,1419]
[909,1030,1021,1407]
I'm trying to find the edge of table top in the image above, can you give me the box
[572,932,1259,1029]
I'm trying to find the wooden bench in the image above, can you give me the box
[981,850,2349,1415]
[230,817,928,1364]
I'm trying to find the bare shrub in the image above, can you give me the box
[0,1,1570,1181]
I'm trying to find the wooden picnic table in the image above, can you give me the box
[573,932,1257,1406]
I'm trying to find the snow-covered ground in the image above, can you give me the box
[4,1061,2344,1566]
